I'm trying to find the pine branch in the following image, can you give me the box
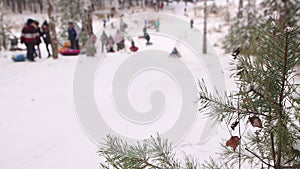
[245,148,274,168]
[199,93,270,118]
[98,134,199,169]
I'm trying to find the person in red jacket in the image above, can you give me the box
[21,19,40,61]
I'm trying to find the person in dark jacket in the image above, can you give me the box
[41,21,51,58]
[68,22,79,50]
[34,20,42,58]
[144,32,152,45]
[21,19,40,61]
[190,19,194,29]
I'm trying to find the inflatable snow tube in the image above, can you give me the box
[12,54,26,62]
[129,46,139,52]
[59,49,80,56]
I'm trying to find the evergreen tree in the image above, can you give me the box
[223,0,258,55]
[224,0,300,55]
[198,21,300,168]
[260,0,300,27]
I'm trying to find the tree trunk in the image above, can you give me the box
[23,0,26,10]
[129,0,132,7]
[122,0,125,9]
[47,0,58,59]
[69,0,74,18]
[141,0,145,9]
[28,0,32,12]
[203,0,207,54]
[38,0,43,13]
[11,0,15,13]
[82,0,95,56]
[16,0,22,13]
[0,0,6,50]
[237,0,243,18]
[33,0,37,13]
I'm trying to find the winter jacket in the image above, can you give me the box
[21,24,40,44]
[68,27,78,41]
[41,29,51,44]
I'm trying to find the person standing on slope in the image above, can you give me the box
[33,20,42,59]
[100,31,108,53]
[21,19,40,62]
[156,18,160,32]
[190,19,194,29]
[68,22,79,50]
[41,21,52,58]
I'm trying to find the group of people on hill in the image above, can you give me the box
[21,19,51,62]
[21,19,81,62]
[100,30,125,53]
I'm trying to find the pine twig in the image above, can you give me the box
[245,148,274,168]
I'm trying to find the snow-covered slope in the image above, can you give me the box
[0,2,238,169]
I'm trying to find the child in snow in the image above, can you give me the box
[143,26,147,37]
[129,39,138,52]
[156,18,160,32]
[114,30,124,51]
[144,32,152,45]
[100,31,108,53]
[190,19,194,29]
[103,19,107,28]
[107,35,115,52]
[170,47,181,57]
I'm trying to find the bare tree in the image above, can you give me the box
[82,0,95,56]
[28,0,32,12]
[203,0,207,54]
[237,0,243,18]
[11,0,15,13]
[47,0,58,59]
[38,0,43,13]
[23,0,26,10]
[6,0,10,7]
[0,0,6,50]
[16,0,22,13]
[33,0,37,13]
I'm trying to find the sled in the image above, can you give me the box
[169,53,181,58]
[12,54,26,62]
[59,49,80,56]
[129,46,139,52]
[9,47,26,51]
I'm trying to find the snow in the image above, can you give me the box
[0,2,239,169]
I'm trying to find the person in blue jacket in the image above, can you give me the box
[68,22,79,50]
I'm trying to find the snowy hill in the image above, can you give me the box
[0,1,240,169]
